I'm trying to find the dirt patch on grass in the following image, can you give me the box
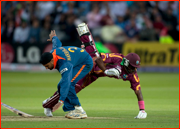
[1,116,120,121]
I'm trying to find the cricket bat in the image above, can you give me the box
[1,102,33,117]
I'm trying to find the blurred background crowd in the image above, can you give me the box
[1,1,179,47]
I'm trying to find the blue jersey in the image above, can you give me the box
[50,36,91,101]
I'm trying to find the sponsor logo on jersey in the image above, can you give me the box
[123,74,128,79]
[60,68,68,74]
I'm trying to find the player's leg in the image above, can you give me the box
[63,75,90,119]
[62,82,87,119]
[76,23,100,58]
[64,58,93,119]
[77,23,107,72]
[75,73,98,93]
[63,84,87,119]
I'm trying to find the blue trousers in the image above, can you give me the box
[62,56,93,111]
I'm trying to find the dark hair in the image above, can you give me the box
[39,52,53,65]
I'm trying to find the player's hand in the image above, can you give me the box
[104,68,121,78]
[47,30,57,42]
[52,102,63,112]
[134,110,147,119]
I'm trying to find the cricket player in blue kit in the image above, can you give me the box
[40,30,93,119]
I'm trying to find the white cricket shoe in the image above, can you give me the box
[66,106,87,119]
[44,108,53,117]
[42,99,53,117]
[65,110,74,118]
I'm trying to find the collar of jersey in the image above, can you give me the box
[52,50,65,69]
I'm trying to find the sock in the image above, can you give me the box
[75,106,84,112]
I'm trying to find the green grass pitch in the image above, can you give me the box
[1,72,179,128]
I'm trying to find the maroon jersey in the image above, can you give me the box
[92,53,141,91]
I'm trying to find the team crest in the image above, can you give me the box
[123,74,128,79]
[136,60,139,65]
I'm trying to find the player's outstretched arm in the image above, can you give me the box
[134,90,147,119]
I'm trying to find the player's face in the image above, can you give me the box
[43,60,54,70]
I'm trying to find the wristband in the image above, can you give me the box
[138,101,145,110]
[59,100,64,104]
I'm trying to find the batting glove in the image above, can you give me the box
[104,68,121,78]
[134,110,147,119]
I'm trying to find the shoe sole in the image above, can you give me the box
[66,115,87,119]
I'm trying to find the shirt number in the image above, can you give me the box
[68,47,84,53]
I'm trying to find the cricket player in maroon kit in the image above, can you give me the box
[43,23,147,119]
